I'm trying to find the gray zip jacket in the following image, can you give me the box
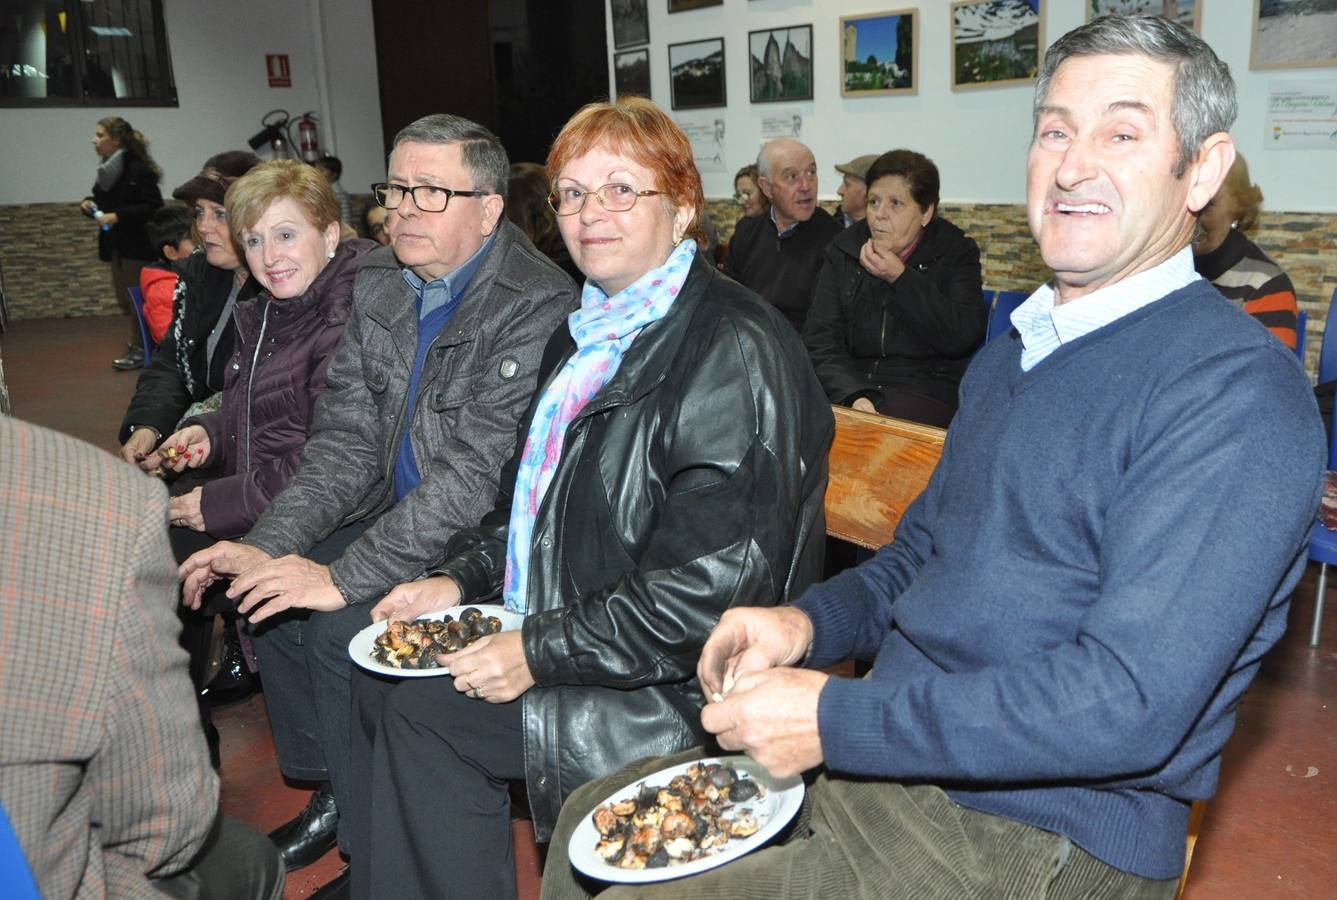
[242,221,578,603]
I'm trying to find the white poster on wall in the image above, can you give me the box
[676,117,727,173]
[1265,81,1337,150]
[761,112,804,142]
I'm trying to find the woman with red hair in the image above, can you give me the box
[342,97,834,898]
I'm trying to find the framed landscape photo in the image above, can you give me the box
[668,0,722,12]
[1250,0,1337,70]
[840,8,918,97]
[749,24,814,103]
[612,0,649,50]
[668,38,726,110]
[950,0,1043,91]
[1086,0,1200,32]
[615,49,651,98]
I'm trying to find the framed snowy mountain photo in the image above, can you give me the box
[951,0,1043,90]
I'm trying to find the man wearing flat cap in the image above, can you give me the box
[834,153,877,228]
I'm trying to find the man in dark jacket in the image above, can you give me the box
[117,151,262,465]
[179,114,577,873]
[723,138,841,333]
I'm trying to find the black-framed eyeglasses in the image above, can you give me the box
[371,182,486,213]
[547,183,665,217]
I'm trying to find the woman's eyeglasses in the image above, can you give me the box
[547,183,665,216]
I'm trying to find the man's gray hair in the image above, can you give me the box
[1035,15,1236,178]
[392,114,510,201]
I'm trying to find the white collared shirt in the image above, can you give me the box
[1011,246,1200,372]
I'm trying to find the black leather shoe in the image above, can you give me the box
[269,789,339,872]
[200,626,258,709]
[111,348,144,370]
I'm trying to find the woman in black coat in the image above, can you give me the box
[804,149,985,427]
[81,116,163,369]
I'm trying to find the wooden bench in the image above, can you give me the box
[824,405,945,549]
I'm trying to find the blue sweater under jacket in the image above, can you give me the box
[796,279,1324,880]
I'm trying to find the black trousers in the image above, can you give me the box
[247,521,375,816]
[347,667,526,900]
[157,814,285,900]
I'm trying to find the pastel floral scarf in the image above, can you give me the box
[502,239,697,612]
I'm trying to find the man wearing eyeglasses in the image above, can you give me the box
[723,137,841,333]
[178,114,577,875]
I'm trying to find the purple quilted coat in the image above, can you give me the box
[188,239,375,537]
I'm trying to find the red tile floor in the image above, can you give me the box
[3,314,1334,897]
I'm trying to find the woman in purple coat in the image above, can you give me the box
[145,161,374,732]
[148,160,373,538]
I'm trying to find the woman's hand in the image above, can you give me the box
[851,397,877,414]
[442,631,534,703]
[144,426,211,473]
[80,200,96,216]
[169,487,206,531]
[371,576,462,623]
[96,211,119,228]
[859,239,907,284]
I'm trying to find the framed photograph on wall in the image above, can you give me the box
[840,8,918,97]
[615,49,651,98]
[668,38,726,110]
[749,24,814,103]
[612,0,649,50]
[668,0,722,12]
[950,0,1042,91]
[1250,0,1337,70]
[1086,0,1200,32]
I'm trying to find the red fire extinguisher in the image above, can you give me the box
[297,112,321,163]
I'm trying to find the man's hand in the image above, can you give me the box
[228,555,346,624]
[178,541,271,610]
[852,397,877,414]
[700,667,828,778]
[860,239,907,284]
[440,630,534,704]
[169,487,206,531]
[371,576,461,623]
[698,606,815,701]
[119,428,158,467]
[144,425,211,473]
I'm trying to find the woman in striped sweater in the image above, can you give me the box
[1193,152,1299,350]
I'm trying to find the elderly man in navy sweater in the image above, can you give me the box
[541,16,1323,900]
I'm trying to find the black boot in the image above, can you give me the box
[201,619,258,709]
[269,788,339,871]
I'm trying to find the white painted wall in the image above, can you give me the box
[605,0,1337,211]
[0,0,385,205]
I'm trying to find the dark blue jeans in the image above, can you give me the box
[249,521,376,823]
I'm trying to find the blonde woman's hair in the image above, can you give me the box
[224,159,340,243]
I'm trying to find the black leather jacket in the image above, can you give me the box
[436,254,834,838]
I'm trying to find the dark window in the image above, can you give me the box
[0,0,176,106]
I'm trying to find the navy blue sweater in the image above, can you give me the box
[796,280,1324,879]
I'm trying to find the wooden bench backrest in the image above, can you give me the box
[824,406,946,550]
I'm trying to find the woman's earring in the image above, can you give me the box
[327,250,336,259]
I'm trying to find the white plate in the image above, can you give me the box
[568,755,804,884]
[347,604,524,678]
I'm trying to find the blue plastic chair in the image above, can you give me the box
[0,801,39,900]
[985,290,1028,342]
[1294,309,1307,363]
[981,288,995,308]
[1306,290,1337,646]
[127,286,154,367]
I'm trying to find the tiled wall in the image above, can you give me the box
[5,197,1334,371]
[708,198,1337,375]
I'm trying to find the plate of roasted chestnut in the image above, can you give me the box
[568,755,804,883]
[347,604,523,678]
